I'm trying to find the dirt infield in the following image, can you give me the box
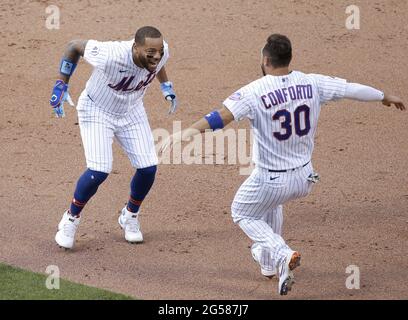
[0,0,407,299]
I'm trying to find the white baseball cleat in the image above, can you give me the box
[278,251,301,295]
[55,210,81,249]
[118,207,143,243]
[251,244,277,278]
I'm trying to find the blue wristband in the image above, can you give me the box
[60,59,77,76]
[160,81,175,100]
[204,111,224,131]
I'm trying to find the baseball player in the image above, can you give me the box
[51,26,178,249]
[159,34,405,295]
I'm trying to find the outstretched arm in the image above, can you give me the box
[49,40,87,118]
[180,106,234,138]
[159,106,235,154]
[344,82,405,110]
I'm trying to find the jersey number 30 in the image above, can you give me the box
[272,104,311,141]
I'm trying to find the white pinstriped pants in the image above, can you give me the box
[231,163,314,272]
[77,95,158,173]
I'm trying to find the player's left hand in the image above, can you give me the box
[382,94,405,111]
[160,81,178,114]
[50,80,75,118]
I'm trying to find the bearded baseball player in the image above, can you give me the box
[50,26,177,249]
[160,34,405,295]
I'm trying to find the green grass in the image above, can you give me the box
[0,263,134,300]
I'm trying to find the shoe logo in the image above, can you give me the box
[270,176,279,181]
[69,218,75,222]
[119,70,128,73]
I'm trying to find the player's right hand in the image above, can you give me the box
[49,80,75,118]
[158,135,174,156]
[382,94,405,111]
[158,133,185,156]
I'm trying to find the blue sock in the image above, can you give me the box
[127,165,157,213]
[69,169,109,216]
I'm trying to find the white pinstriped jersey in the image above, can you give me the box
[224,71,347,171]
[81,39,169,115]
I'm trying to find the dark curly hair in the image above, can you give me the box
[262,34,292,68]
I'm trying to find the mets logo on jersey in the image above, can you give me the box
[108,72,156,92]
[90,46,100,56]
[228,92,243,101]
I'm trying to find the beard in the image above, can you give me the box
[135,53,160,72]
[261,64,266,76]
[138,55,153,71]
